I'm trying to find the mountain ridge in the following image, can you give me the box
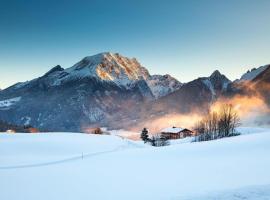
[5,52,182,99]
[0,52,269,131]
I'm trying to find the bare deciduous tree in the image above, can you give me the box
[194,104,240,142]
[150,134,170,147]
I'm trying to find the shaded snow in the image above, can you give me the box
[178,185,270,200]
[222,81,230,90]
[202,79,215,96]
[0,97,21,109]
[21,116,31,126]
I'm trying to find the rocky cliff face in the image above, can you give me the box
[145,70,232,116]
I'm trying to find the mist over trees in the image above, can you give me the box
[194,104,240,142]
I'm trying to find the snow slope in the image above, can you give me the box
[0,133,142,167]
[0,96,21,109]
[1,127,270,200]
[240,65,269,81]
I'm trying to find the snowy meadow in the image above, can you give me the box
[1,127,270,200]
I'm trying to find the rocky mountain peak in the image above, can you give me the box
[240,65,270,82]
[199,70,231,99]
[4,52,181,99]
[44,65,64,77]
[64,52,150,88]
[210,70,222,78]
[147,74,182,98]
[59,52,181,97]
[1,56,269,132]
[209,70,230,84]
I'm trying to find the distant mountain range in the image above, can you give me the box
[0,52,269,132]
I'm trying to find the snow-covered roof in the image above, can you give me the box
[160,127,184,133]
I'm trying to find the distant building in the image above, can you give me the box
[85,127,104,135]
[160,127,193,140]
[28,128,39,133]
[6,129,16,133]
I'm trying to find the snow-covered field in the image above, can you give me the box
[1,127,270,200]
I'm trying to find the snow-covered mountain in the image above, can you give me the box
[201,70,231,99]
[9,52,182,99]
[240,65,270,82]
[0,52,269,131]
[141,70,232,118]
[41,53,150,89]
[229,64,270,100]
[0,52,182,131]
[146,74,182,98]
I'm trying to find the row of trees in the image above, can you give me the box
[140,104,240,144]
[194,104,240,142]
[141,128,169,147]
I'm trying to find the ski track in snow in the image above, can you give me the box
[0,147,121,170]
[0,139,142,170]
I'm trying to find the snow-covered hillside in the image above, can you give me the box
[1,128,270,200]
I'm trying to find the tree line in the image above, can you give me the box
[193,104,240,142]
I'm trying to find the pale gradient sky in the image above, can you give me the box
[0,0,270,89]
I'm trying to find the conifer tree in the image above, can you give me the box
[141,128,149,143]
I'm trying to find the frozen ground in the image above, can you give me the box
[0,127,270,200]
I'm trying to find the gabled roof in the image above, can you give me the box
[160,127,184,133]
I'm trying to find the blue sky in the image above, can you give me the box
[0,0,270,89]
